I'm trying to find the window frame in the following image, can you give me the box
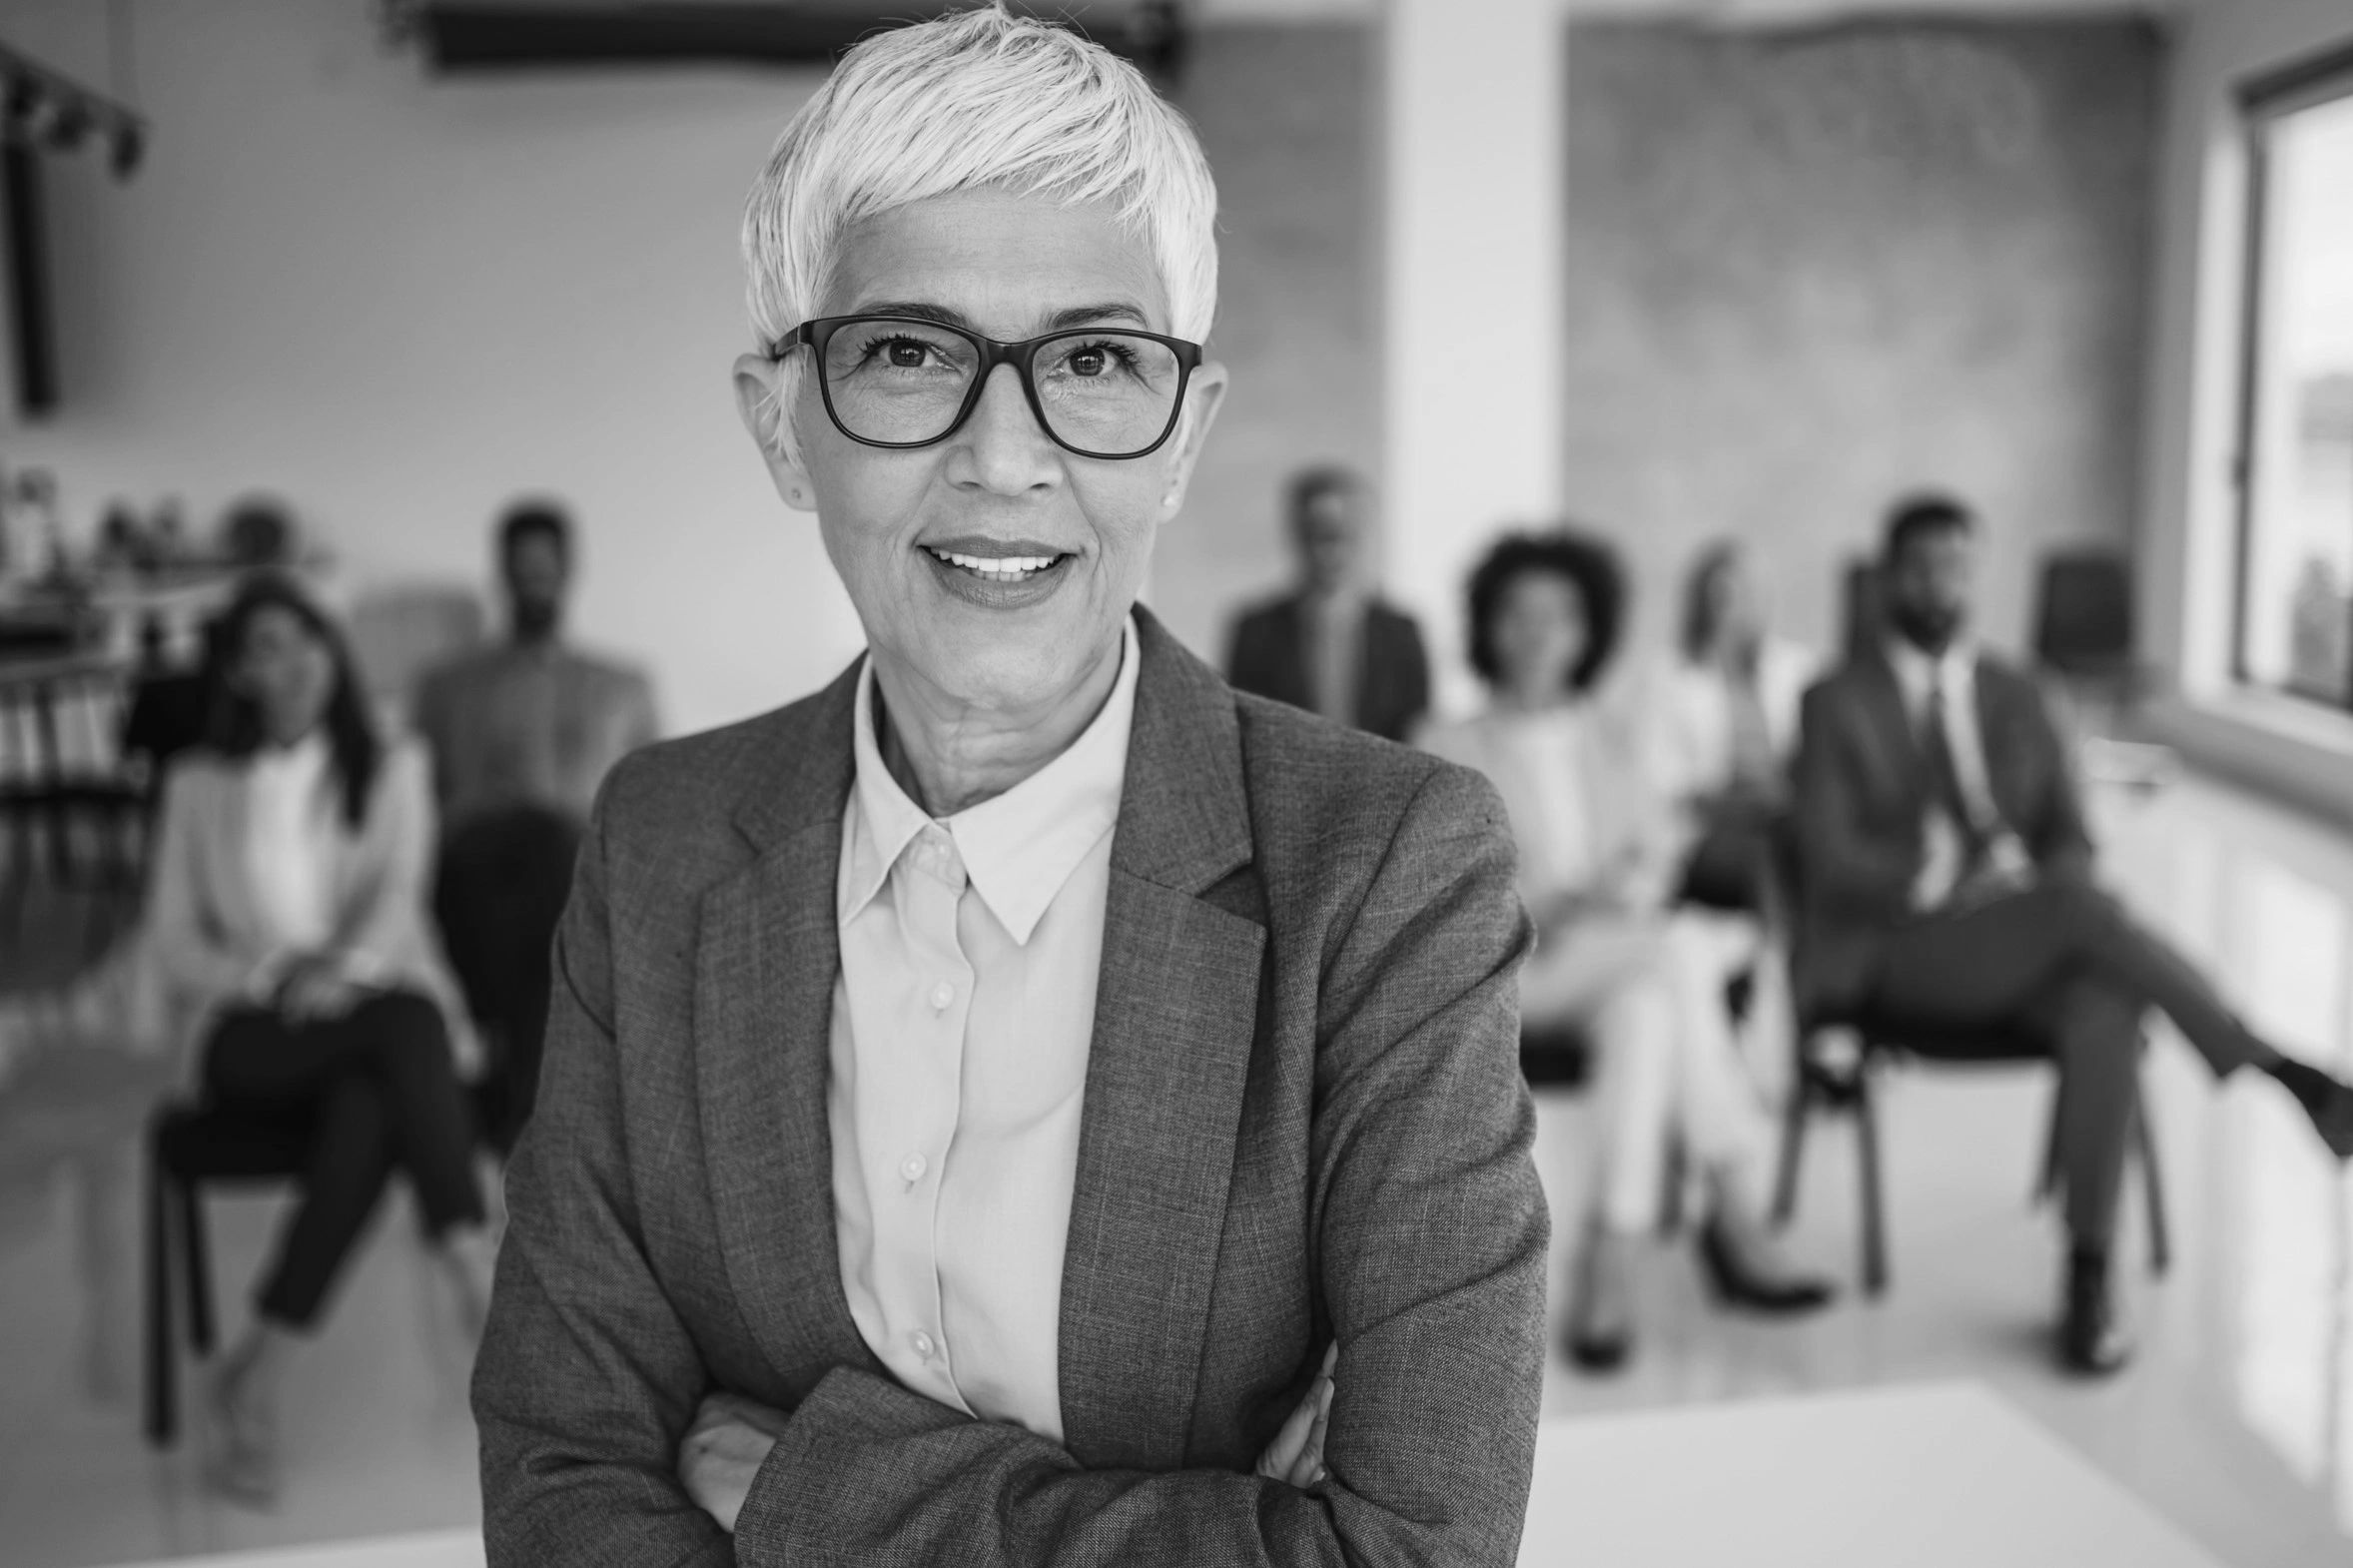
[2229,44,2353,709]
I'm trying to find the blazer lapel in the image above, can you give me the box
[1058,610,1265,1469]
[693,663,878,1384]
[1856,655,1928,799]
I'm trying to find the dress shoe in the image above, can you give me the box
[2058,1246,2134,1377]
[2287,1064,2353,1161]
[1696,1220,1836,1315]
[1564,1227,1636,1374]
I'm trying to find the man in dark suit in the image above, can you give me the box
[1224,466,1431,742]
[1794,495,2353,1375]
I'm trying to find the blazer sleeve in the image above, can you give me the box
[471,775,735,1568]
[145,762,264,1001]
[333,742,437,973]
[722,764,1548,1567]
[1793,681,1921,919]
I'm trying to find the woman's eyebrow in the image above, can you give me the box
[853,300,970,327]
[1044,302,1151,331]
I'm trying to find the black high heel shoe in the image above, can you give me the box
[1696,1222,1836,1314]
[1564,1318,1632,1373]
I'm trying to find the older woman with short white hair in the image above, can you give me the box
[470,10,1547,1565]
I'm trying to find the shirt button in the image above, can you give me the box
[910,1329,936,1359]
[900,1154,927,1182]
[930,981,955,1011]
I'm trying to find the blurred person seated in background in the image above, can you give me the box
[1654,540,1818,913]
[1224,464,1430,741]
[1420,530,1831,1375]
[470,13,1547,1564]
[148,571,493,1504]
[411,500,658,1152]
[1793,494,2353,1377]
[1643,541,1821,1102]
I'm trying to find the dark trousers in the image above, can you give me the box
[1858,879,2263,1245]
[432,805,580,1155]
[201,990,483,1329]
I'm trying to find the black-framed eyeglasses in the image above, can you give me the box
[773,314,1203,460]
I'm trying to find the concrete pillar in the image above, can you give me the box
[1378,0,1568,716]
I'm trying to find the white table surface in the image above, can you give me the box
[103,1380,2222,1568]
[1518,1379,2227,1568]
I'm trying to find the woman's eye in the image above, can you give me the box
[886,340,929,368]
[1069,347,1108,377]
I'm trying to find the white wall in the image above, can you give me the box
[2137,0,2353,824]
[1381,0,1567,717]
[1,0,861,734]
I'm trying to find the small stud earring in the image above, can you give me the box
[1163,490,1180,507]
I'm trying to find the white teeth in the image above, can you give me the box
[928,548,1061,576]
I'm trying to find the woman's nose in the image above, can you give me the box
[953,364,1062,493]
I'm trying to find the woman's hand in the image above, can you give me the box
[679,1389,792,1533]
[276,956,364,1024]
[1254,1343,1336,1489]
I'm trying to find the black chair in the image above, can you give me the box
[143,1100,310,1446]
[2033,550,2136,685]
[1770,1015,2169,1296]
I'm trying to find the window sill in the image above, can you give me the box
[2137,687,2353,833]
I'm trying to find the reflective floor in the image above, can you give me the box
[0,768,2348,1566]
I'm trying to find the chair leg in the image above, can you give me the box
[1856,1070,1890,1297]
[2034,1078,2065,1204]
[179,1181,215,1354]
[1772,1067,1812,1225]
[145,1151,175,1447]
[2135,1096,2170,1277]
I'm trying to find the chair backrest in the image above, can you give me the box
[1839,557,1885,667]
[2032,550,2134,678]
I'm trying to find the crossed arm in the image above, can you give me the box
[472,764,1547,1567]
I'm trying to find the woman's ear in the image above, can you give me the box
[1158,361,1229,516]
[733,354,820,513]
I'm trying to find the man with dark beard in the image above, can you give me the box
[413,500,658,1148]
[1792,494,2353,1375]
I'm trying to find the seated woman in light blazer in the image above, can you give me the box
[147,571,494,1504]
[1419,532,1832,1372]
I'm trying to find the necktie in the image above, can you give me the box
[1920,682,1989,868]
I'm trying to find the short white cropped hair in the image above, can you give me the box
[740,5,1219,445]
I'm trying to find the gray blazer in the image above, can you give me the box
[471,608,1547,1567]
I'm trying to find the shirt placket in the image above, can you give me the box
[881,823,976,1410]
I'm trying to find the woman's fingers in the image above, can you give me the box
[1256,1343,1341,1486]
[1254,1380,1319,1481]
[1292,1368,1336,1487]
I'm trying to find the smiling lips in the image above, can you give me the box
[921,543,1071,583]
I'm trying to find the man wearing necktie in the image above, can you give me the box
[1792,495,2353,1375]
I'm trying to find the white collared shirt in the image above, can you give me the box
[1885,636,1998,830]
[828,617,1139,1443]
[242,732,339,956]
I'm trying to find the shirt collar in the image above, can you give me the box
[1885,635,1974,714]
[840,616,1140,945]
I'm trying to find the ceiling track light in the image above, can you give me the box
[0,40,149,181]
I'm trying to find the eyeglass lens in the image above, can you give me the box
[819,320,1183,454]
